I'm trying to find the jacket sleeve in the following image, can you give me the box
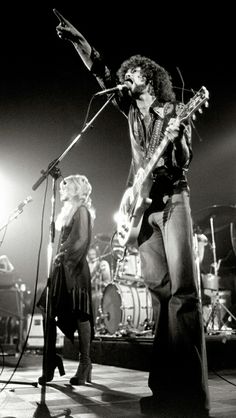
[90,47,131,116]
[172,122,192,169]
[59,206,90,264]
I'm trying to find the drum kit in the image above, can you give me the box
[193,204,236,333]
[92,233,154,336]
[92,203,236,336]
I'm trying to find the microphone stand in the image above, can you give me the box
[0,199,38,387]
[0,210,23,232]
[32,94,115,191]
[0,197,33,248]
[33,166,70,418]
[31,94,115,418]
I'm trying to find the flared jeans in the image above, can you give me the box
[139,190,209,410]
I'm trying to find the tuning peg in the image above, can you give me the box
[192,114,196,120]
[205,101,209,108]
[198,108,203,114]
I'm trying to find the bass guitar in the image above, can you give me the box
[116,86,209,246]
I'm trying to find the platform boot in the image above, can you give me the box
[70,320,92,385]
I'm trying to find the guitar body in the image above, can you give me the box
[117,188,152,246]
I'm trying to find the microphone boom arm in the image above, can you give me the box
[32,93,115,191]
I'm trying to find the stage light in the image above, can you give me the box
[0,173,12,225]
[0,173,22,231]
[113,211,120,224]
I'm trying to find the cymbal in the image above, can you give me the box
[193,205,236,234]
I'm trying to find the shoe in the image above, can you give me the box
[69,363,92,385]
[38,355,65,385]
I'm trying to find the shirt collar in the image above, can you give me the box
[150,99,165,117]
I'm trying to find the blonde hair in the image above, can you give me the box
[56,174,96,230]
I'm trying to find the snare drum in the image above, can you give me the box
[101,282,153,334]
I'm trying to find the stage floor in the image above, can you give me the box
[0,355,236,417]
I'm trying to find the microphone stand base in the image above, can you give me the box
[33,402,71,418]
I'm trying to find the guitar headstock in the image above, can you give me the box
[179,86,209,122]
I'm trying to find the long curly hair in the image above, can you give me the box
[56,174,96,230]
[117,55,175,102]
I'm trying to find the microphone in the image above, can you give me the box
[94,84,128,96]
[16,196,33,212]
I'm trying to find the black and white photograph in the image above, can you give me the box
[0,3,235,417]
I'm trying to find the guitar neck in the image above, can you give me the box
[133,134,170,195]
[144,135,170,178]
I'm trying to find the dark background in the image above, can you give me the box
[0,2,235,293]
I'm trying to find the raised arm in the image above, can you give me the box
[54,9,130,114]
[54,9,93,70]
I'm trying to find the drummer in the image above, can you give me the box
[0,255,16,288]
[87,246,111,290]
[87,246,111,322]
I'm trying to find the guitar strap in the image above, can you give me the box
[144,103,171,161]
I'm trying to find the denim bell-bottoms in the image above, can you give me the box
[139,190,209,410]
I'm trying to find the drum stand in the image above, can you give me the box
[204,216,236,333]
[93,251,106,333]
[193,233,203,304]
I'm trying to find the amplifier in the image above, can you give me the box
[27,314,64,348]
[0,288,21,317]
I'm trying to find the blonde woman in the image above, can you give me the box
[38,174,95,385]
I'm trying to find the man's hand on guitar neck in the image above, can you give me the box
[165,117,191,166]
[165,117,181,142]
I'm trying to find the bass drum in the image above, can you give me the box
[101,282,153,334]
